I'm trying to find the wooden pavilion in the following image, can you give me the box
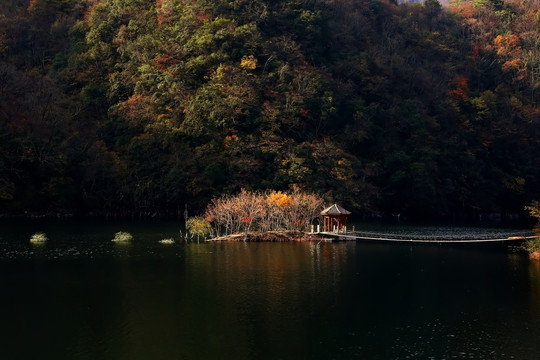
[321,204,351,232]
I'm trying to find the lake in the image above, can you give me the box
[0,220,539,359]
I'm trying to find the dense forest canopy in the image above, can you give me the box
[0,0,538,219]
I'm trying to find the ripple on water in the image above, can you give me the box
[386,317,515,360]
[0,235,185,261]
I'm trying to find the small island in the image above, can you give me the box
[193,191,540,254]
[525,201,540,259]
[197,189,329,242]
[210,231,327,242]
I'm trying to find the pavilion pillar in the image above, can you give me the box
[327,216,330,232]
[328,217,331,232]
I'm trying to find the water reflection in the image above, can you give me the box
[0,223,539,359]
[529,259,540,316]
[180,242,352,359]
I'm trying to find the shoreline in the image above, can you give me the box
[0,211,534,226]
[208,231,329,242]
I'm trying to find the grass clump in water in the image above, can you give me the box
[159,238,174,244]
[112,231,133,242]
[30,232,48,243]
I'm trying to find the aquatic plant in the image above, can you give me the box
[112,231,133,242]
[30,232,48,243]
[159,238,174,244]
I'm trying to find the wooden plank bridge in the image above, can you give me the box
[316,231,537,244]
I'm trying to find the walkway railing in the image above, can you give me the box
[312,228,537,244]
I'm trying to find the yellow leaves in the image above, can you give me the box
[240,55,257,71]
[213,63,229,82]
[493,34,521,56]
[157,105,173,122]
[526,201,540,239]
[267,191,292,209]
[525,201,540,220]
[186,216,212,237]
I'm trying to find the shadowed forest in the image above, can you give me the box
[0,0,538,219]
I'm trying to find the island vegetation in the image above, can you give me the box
[202,188,324,240]
[525,201,540,259]
[0,0,538,221]
[185,216,212,240]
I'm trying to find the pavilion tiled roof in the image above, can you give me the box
[320,204,351,216]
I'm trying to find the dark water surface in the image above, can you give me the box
[1,221,539,359]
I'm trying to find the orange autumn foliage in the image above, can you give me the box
[153,53,180,70]
[204,189,324,236]
[267,191,291,209]
[493,35,521,57]
[27,0,39,11]
[195,10,210,21]
[448,76,470,101]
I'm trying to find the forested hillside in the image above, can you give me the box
[0,0,538,219]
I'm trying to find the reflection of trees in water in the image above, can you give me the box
[188,242,351,302]
[185,242,352,357]
[514,251,540,308]
[530,260,540,309]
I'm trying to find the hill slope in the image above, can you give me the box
[0,0,538,219]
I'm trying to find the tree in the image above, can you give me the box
[525,201,540,255]
[204,189,325,237]
[525,201,540,227]
[186,216,212,240]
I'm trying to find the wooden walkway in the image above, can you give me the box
[317,232,536,244]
